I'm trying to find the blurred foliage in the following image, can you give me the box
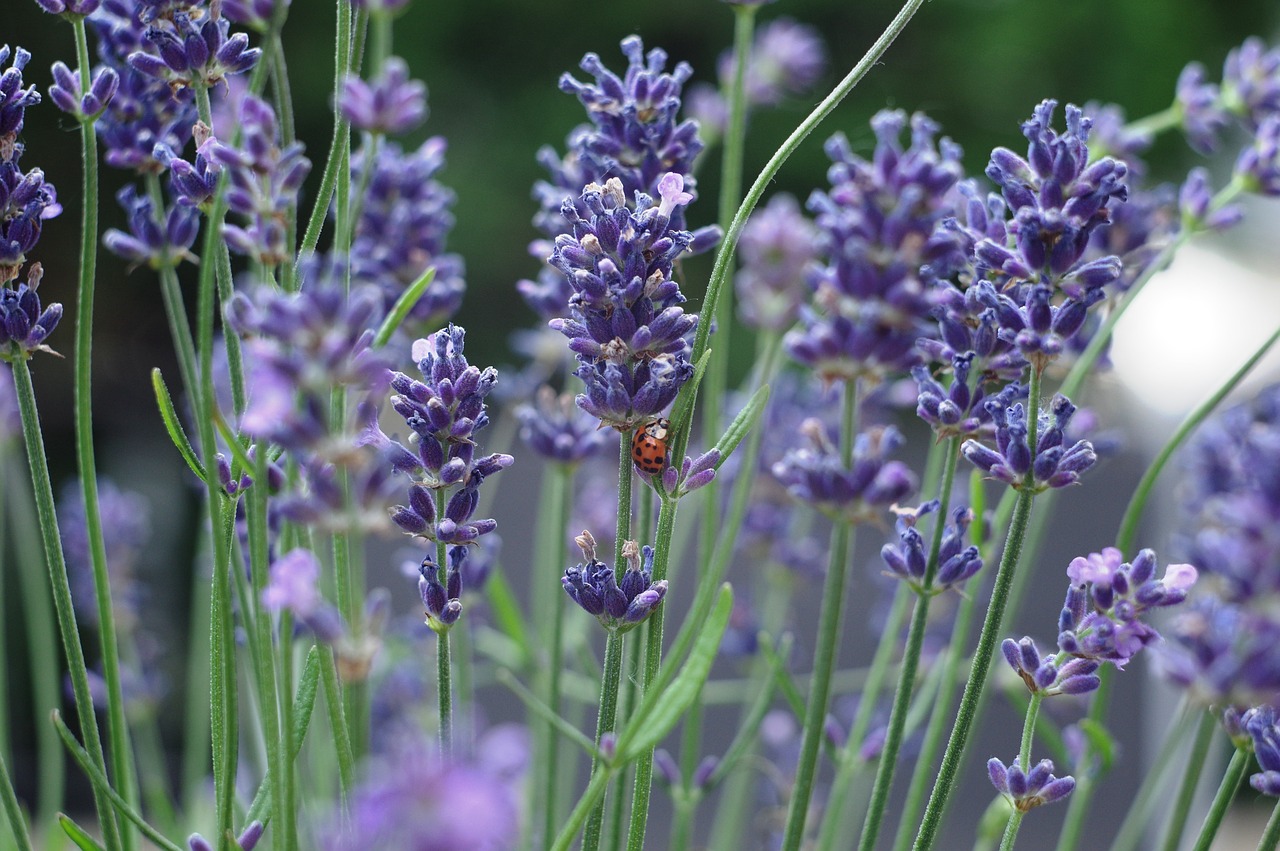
[9,0,1280,392]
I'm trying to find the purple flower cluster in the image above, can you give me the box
[0,47,43,157]
[262,548,390,682]
[516,385,612,465]
[519,35,715,322]
[771,419,916,525]
[60,479,151,630]
[87,1,197,173]
[987,757,1075,812]
[1001,637,1101,698]
[379,325,512,547]
[320,732,520,851]
[201,95,311,265]
[922,101,1129,414]
[224,263,401,532]
[1239,706,1280,797]
[0,50,62,360]
[879,501,983,592]
[546,175,700,429]
[349,138,465,327]
[960,393,1097,492]
[1057,548,1197,666]
[733,193,817,332]
[0,264,62,359]
[561,532,667,633]
[785,112,964,384]
[913,356,1025,440]
[1004,548,1196,698]
[48,60,119,123]
[1161,384,1280,707]
[1176,38,1280,154]
[102,183,199,268]
[654,447,720,497]
[124,2,260,90]
[340,56,426,137]
[416,545,489,633]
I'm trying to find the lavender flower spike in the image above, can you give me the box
[988,757,1075,812]
[772,419,916,525]
[1244,706,1280,797]
[1057,547,1197,669]
[340,56,427,136]
[0,264,62,359]
[385,324,512,546]
[562,532,666,632]
[961,393,1096,492]
[48,61,118,122]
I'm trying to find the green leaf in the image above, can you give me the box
[667,348,712,450]
[152,368,205,483]
[57,814,105,851]
[52,712,183,851]
[1076,717,1118,775]
[245,645,323,825]
[374,266,436,349]
[484,566,532,666]
[618,583,733,763]
[708,630,790,788]
[711,383,770,470]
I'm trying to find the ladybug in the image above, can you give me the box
[632,417,671,475]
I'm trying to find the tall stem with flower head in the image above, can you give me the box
[779,380,859,850]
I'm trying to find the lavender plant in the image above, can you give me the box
[6,3,1280,851]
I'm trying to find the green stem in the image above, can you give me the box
[298,0,356,262]
[912,494,1038,849]
[625,493,680,851]
[1116,323,1280,555]
[180,530,212,817]
[582,631,625,851]
[11,358,121,850]
[435,491,452,754]
[998,811,1026,851]
[538,465,574,850]
[1106,698,1194,851]
[1259,795,1280,851]
[1188,745,1248,851]
[69,18,136,850]
[5,452,65,828]
[891,516,983,851]
[854,437,963,851]
[672,0,929,463]
[815,585,910,847]
[319,646,355,802]
[191,75,240,851]
[779,381,859,850]
[244,448,285,851]
[1157,709,1217,851]
[0,750,34,851]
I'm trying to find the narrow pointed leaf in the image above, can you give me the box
[712,383,770,470]
[152,368,205,483]
[618,583,733,763]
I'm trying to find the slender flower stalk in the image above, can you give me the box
[11,357,122,851]
[779,381,859,850]
[1188,745,1249,851]
[67,18,141,846]
[912,368,1043,851]
[853,438,967,851]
